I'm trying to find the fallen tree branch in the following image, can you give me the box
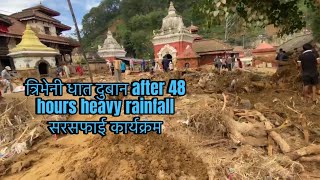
[265,121,291,153]
[288,144,320,160]
[299,155,320,162]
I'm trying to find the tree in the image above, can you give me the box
[197,0,318,36]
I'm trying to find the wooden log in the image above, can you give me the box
[288,144,320,160]
[299,155,320,162]
[265,121,291,153]
[221,113,267,146]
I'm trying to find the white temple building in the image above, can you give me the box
[97,31,126,62]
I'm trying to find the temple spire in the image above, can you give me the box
[168,1,176,15]
[10,24,57,52]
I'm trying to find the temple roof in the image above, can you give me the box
[0,14,12,26]
[98,30,126,58]
[252,42,276,53]
[192,39,233,54]
[160,2,187,32]
[22,4,60,16]
[178,45,199,59]
[101,31,123,50]
[9,24,58,53]
[10,5,70,31]
[0,16,78,47]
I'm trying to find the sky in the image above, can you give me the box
[0,0,102,36]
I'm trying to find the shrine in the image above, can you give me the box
[152,2,238,70]
[252,42,277,68]
[8,25,59,76]
[98,30,126,62]
[152,2,194,69]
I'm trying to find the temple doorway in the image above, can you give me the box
[163,54,172,63]
[38,62,49,75]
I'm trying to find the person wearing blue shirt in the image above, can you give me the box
[121,61,126,73]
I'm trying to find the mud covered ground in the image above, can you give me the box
[0,68,320,180]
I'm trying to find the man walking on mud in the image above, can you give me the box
[298,43,319,103]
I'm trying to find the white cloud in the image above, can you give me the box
[85,0,100,11]
[0,0,38,15]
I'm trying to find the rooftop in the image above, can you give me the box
[192,39,233,53]
[178,45,199,59]
[0,16,78,47]
[10,5,70,31]
[20,4,60,17]
[252,42,276,53]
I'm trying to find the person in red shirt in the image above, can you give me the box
[76,64,84,76]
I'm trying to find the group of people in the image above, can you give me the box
[214,55,242,72]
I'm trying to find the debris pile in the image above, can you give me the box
[65,133,209,180]
[0,99,68,162]
[177,94,320,179]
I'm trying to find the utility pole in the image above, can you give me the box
[66,0,93,83]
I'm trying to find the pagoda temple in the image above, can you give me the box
[0,4,79,71]
[98,30,126,62]
[152,2,238,70]
[8,25,59,76]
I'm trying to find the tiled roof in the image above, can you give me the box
[0,16,78,47]
[252,42,276,53]
[178,45,199,59]
[0,14,12,25]
[22,5,60,16]
[192,39,233,53]
[10,9,70,30]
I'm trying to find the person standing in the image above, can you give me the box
[76,64,84,76]
[110,63,115,76]
[1,66,13,94]
[56,65,63,77]
[151,59,155,70]
[114,59,122,82]
[141,59,146,72]
[129,58,134,71]
[63,64,70,80]
[237,58,243,69]
[298,43,319,103]
[231,54,236,69]
[226,56,232,71]
[162,58,169,72]
[169,61,173,71]
[121,61,126,80]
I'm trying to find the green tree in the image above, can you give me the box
[197,0,318,36]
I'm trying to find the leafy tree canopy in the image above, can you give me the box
[197,0,318,36]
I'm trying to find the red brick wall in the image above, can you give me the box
[176,58,199,70]
[105,57,116,62]
[153,41,192,58]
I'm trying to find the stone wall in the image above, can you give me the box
[28,20,57,36]
[13,56,56,70]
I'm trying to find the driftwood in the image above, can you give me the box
[221,112,267,147]
[299,155,320,162]
[265,121,291,153]
[288,144,320,161]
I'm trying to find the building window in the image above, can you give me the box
[44,27,50,35]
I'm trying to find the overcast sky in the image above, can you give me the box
[0,0,102,36]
